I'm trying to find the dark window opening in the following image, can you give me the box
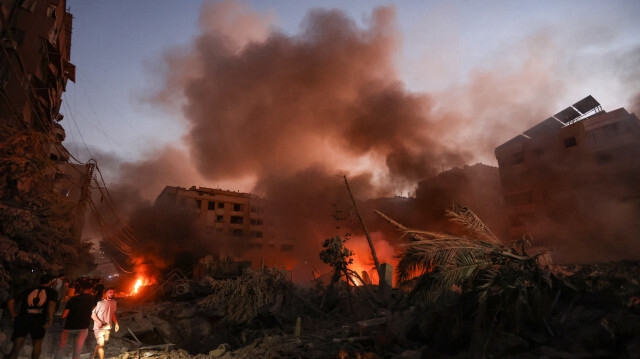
[532,148,544,157]
[602,123,619,138]
[595,151,613,165]
[232,229,243,237]
[217,202,224,208]
[254,231,263,238]
[563,137,577,148]
[11,28,25,46]
[230,216,243,224]
[216,215,224,222]
[47,5,56,18]
[498,150,525,168]
[208,202,216,210]
[280,244,294,252]
[233,203,244,212]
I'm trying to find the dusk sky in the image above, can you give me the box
[63,0,640,199]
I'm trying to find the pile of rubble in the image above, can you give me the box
[102,261,640,359]
[3,261,639,358]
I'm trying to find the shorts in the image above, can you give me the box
[11,315,47,340]
[94,328,110,346]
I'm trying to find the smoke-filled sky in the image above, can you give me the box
[63,1,640,274]
[64,0,640,200]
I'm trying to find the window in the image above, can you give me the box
[498,150,525,167]
[216,215,223,222]
[254,231,263,238]
[233,203,244,212]
[0,64,11,87]
[19,0,38,12]
[196,200,202,209]
[230,216,243,224]
[11,28,25,46]
[47,5,56,18]
[217,202,224,209]
[208,202,216,210]
[532,148,544,157]
[232,229,243,237]
[280,244,294,252]
[595,151,613,165]
[563,137,577,148]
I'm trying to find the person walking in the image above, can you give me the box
[6,274,58,359]
[54,281,96,359]
[90,287,118,359]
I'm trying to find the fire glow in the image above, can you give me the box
[130,277,155,295]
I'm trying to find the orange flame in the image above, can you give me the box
[130,277,155,296]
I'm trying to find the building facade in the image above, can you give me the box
[0,0,74,130]
[156,186,295,267]
[495,96,640,262]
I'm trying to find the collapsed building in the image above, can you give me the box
[495,95,640,262]
[155,186,296,271]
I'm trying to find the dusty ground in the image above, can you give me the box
[1,261,639,358]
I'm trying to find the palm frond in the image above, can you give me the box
[446,203,502,245]
[396,238,497,282]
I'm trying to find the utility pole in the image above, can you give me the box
[343,175,381,279]
[72,162,95,242]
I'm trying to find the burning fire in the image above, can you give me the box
[349,257,378,286]
[130,277,155,295]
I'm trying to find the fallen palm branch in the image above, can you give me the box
[376,204,559,348]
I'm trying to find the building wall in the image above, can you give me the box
[415,163,505,235]
[156,186,295,267]
[0,0,73,129]
[495,105,640,262]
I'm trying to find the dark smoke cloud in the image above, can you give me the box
[83,1,640,281]
[158,4,470,190]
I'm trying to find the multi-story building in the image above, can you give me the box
[0,0,74,130]
[495,95,640,262]
[155,186,295,267]
[0,0,93,248]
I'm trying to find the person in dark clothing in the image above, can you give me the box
[92,279,104,302]
[54,281,97,359]
[6,274,58,359]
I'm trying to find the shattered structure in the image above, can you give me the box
[495,95,640,261]
[155,186,295,267]
[0,0,91,243]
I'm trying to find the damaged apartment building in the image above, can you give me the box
[495,95,640,262]
[1,0,93,241]
[155,186,296,269]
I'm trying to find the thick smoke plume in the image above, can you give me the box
[83,1,640,282]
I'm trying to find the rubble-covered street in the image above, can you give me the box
[3,261,639,359]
